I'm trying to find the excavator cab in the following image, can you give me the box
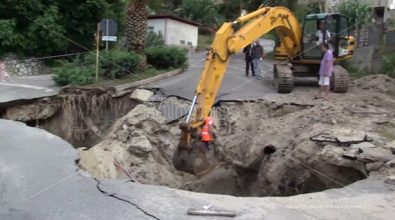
[301,13,354,61]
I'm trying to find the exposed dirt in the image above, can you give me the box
[2,74,394,196]
[1,87,138,147]
[77,74,395,196]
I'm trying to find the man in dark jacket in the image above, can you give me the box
[251,41,264,80]
[243,44,255,77]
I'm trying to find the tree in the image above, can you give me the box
[126,0,148,53]
[0,0,124,57]
[178,0,225,28]
[245,0,296,12]
[336,0,374,47]
[336,0,373,31]
[149,0,183,14]
[218,0,244,21]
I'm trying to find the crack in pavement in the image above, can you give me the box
[93,178,160,220]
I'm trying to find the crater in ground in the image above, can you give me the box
[2,75,395,197]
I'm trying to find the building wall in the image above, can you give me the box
[166,19,198,47]
[147,18,198,47]
[147,19,166,38]
[390,0,395,9]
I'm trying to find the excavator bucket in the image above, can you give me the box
[173,124,220,175]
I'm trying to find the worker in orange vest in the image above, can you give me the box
[201,116,214,150]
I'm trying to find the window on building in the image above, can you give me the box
[148,26,154,30]
[187,42,192,46]
[180,40,185,44]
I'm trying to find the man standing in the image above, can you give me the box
[243,44,255,77]
[251,41,264,80]
[318,43,334,100]
[316,21,331,47]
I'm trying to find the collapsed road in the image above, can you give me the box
[1,119,395,220]
[1,50,395,219]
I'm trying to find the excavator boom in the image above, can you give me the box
[173,6,303,175]
[173,6,355,174]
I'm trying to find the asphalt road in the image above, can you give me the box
[0,75,59,104]
[146,39,281,102]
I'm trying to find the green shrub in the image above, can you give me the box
[145,47,188,69]
[145,31,165,48]
[99,51,141,79]
[53,50,141,86]
[382,53,395,78]
[53,60,95,86]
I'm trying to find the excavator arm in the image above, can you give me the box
[173,6,302,175]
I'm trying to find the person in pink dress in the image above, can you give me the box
[318,43,334,100]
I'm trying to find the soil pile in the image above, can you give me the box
[79,104,193,188]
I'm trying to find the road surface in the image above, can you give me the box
[146,39,279,102]
[0,74,59,105]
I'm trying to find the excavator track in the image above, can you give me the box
[331,65,350,93]
[274,64,294,93]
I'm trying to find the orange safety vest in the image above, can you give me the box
[201,117,213,142]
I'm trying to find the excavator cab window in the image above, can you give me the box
[302,19,320,58]
[336,15,351,58]
[301,14,351,60]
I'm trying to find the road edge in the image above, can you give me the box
[113,68,183,97]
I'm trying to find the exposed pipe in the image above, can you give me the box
[186,95,197,123]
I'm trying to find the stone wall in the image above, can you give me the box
[349,46,375,72]
[353,24,384,48]
[385,30,395,52]
[1,55,50,76]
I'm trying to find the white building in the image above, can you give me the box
[147,15,199,48]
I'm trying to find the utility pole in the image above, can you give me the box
[95,23,100,82]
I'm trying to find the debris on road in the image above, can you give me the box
[130,88,154,102]
[187,205,237,217]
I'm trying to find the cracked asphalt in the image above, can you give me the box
[0,74,59,105]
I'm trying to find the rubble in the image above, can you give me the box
[79,104,193,187]
[310,130,372,146]
[77,74,395,197]
[357,147,395,163]
[384,176,395,185]
[126,135,153,157]
[5,99,59,121]
[130,89,154,102]
[384,141,395,154]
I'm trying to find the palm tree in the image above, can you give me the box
[178,0,224,28]
[126,0,148,54]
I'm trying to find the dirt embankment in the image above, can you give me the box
[78,74,395,196]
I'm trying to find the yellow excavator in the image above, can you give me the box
[173,6,355,175]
